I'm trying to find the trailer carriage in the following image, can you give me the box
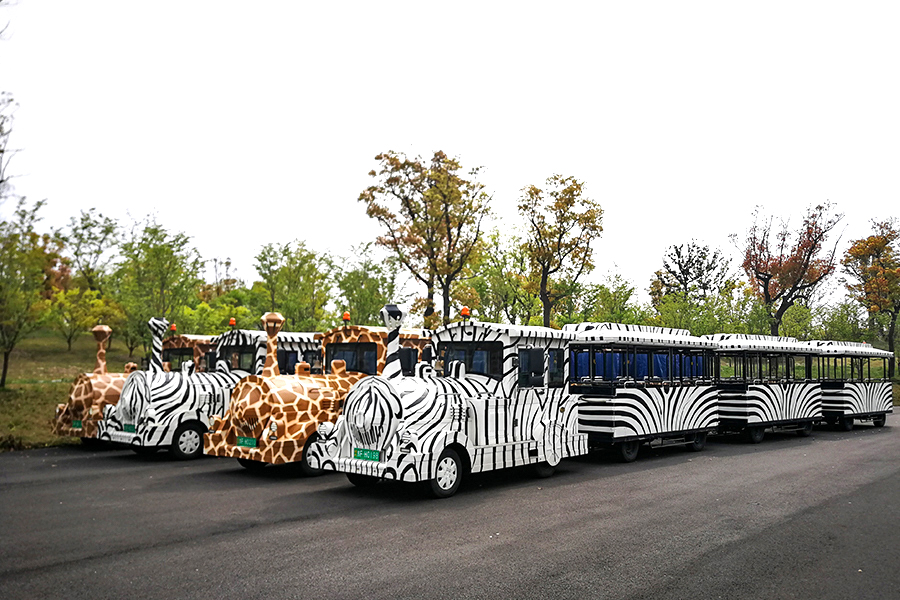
[565,322,719,461]
[98,318,319,459]
[804,340,893,430]
[308,307,588,498]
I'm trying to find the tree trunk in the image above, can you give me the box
[540,270,551,328]
[67,335,74,352]
[888,311,898,379]
[1,350,10,388]
[441,281,452,325]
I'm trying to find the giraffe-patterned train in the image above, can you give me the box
[203,313,430,471]
[52,325,139,443]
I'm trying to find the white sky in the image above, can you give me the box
[2,1,897,305]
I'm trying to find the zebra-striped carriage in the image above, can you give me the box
[98,318,319,459]
[565,323,719,462]
[308,307,588,498]
[804,340,893,430]
[703,334,823,442]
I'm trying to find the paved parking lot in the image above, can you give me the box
[1,419,898,600]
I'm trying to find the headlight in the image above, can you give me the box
[144,408,157,422]
[317,422,335,438]
[269,421,278,433]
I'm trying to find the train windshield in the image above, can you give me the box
[437,341,504,380]
[326,343,378,375]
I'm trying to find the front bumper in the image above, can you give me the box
[51,414,98,438]
[203,431,308,465]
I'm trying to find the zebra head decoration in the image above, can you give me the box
[91,324,112,375]
[261,312,285,378]
[380,304,406,380]
[148,318,170,375]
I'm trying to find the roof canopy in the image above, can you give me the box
[566,322,716,349]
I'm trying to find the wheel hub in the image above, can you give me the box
[436,456,458,490]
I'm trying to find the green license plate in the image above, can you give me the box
[237,436,257,448]
[72,420,82,430]
[123,424,136,433]
[354,448,380,461]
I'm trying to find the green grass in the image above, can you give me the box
[0,329,141,451]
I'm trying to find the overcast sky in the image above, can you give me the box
[2,1,897,306]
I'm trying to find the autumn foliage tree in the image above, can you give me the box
[737,204,842,336]
[360,150,490,325]
[843,220,900,376]
[519,175,603,327]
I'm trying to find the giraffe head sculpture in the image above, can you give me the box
[261,312,285,378]
[147,317,170,375]
[91,324,112,375]
[380,304,406,380]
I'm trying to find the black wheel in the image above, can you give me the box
[170,422,205,460]
[687,431,707,452]
[80,437,102,448]
[838,417,854,432]
[617,440,640,463]
[347,472,378,487]
[532,461,556,478]
[237,457,266,470]
[132,445,158,456]
[796,422,813,437]
[744,426,765,444]
[872,414,886,428]
[429,448,463,498]
[298,432,324,477]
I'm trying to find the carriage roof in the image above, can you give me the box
[216,329,320,348]
[803,340,893,358]
[566,322,716,349]
[702,333,819,354]
[317,324,431,342]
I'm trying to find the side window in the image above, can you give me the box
[518,348,544,388]
[570,348,590,380]
[547,349,564,388]
[653,352,670,380]
[277,349,298,375]
[302,350,323,374]
[399,347,418,376]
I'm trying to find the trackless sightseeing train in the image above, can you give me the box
[307,306,589,498]
[52,325,139,445]
[98,317,319,459]
[203,312,430,472]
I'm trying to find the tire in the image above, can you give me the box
[617,440,640,463]
[838,417,854,432]
[796,422,813,437]
[687,431,707,452]
[429,448,463,498]
[347,472,378,487]
[873,414,887,428]
[744,426,765,444]
[533,461,557,478]
[298,432,324,477]
[237,457,267,470]
[132,445,158,456]
[170,422,205,460]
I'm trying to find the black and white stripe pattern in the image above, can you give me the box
[380,304,405,380]
[822,382,893,418]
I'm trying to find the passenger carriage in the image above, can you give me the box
[52,325,139,445]
[702,334,823,442]
[307,307,588,498]
[565,322,719,462]
[203,312,431,472]
[804,340,893,430]
[98,318,319,459]
[162,333,217,372]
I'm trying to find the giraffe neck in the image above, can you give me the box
[262,333,279,377]
[94,341,107,375]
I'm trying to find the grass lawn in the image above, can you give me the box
[0,329,143,451]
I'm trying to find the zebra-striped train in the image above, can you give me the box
[309,307,893,497]
[98,317,319,459]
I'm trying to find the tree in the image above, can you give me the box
[843,220,900,376]
[736,203,843,336]
[110,219,203,355]
[469,231,539,325]
[65,208,118,294]
[253,241,333,331]
[48,287,111,351]
[519,175,603,327]
[335,243,403,326]
[650,241,732,308]
[813,301,868,343]
[359,150,491,326]
[0,199,61,386]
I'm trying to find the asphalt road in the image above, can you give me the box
[1,419,899,600]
